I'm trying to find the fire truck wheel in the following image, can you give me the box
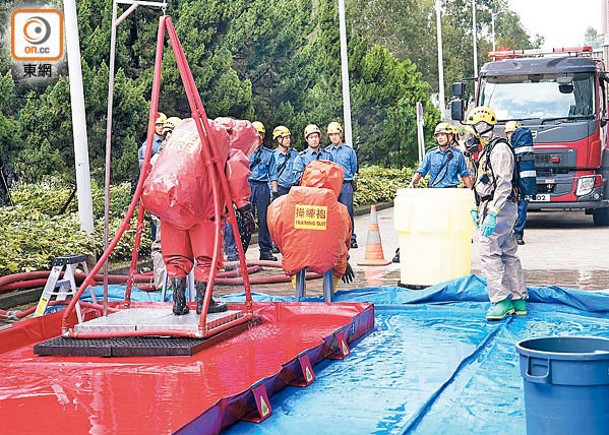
[592,207,609,226]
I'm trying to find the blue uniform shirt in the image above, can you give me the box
[249,146,278,182]
[138,134,164,166]
[325,143,358,181]
[292,147,334,185]
[274,148,299,188]
[417,146,470,188]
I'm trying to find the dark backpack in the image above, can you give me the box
[510,127,537,197]
[482,129,537,202]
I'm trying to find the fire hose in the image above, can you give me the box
[0,260,322,322]
[0,260,322,293]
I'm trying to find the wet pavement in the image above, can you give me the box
[215,207,609,297]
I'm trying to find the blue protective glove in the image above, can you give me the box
[470,208,479,228]
[480,210,498,237]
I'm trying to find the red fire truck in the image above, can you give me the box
[451,46,609,226]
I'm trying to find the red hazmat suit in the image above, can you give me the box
[214,117,261,158]
[298,159,344,198]
[267,161,351,278]
[141,118,257,281]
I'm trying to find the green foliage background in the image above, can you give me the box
[0,0,538,273]
[1,168,412,274]
[0,178,150,274]
[0,0,537,183]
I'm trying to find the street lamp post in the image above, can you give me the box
[337,0,353,148]
[436,0,445,120]
[491,12,496,52]
[491,12,502,52]
[64,0,94,234]
[472,0,478,78]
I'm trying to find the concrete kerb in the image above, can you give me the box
[354,201,393,217]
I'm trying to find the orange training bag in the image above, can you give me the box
[299,159,344,198]
[268,172,351,277]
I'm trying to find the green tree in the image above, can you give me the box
[351,45,439,167]
[2,0,537,181]
[584,26,603,49]
[353,0,541,103]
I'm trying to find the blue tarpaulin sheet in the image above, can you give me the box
[220,275,609,434]
[81,276,609,434]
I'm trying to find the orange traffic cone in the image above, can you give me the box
[357,205,391,266]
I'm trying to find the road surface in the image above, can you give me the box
[221,207,609,297]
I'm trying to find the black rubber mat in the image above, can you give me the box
[34,319,257,357]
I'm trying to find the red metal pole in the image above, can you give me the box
[61,16,169,334]
[164,19,220,333]
[164,20,253,302]
[63,15,257,338]
[165,19,253,335]
[124,15,168,306]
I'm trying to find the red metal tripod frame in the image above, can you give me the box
[62,15,253,335]
[164,18,253,330]
[123,15,170,306]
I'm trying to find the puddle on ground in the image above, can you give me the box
[214,267,609,298]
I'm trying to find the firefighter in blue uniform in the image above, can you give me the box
[325,121,359,249]
[272,126,299,197]
[138,112,167,241]
[224,121,279,261]
[138,112,167,168]
[505,121,528,245]
[292,124,334,185]
[409,122,473,189]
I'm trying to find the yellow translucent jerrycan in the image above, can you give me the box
[393,188,476,287]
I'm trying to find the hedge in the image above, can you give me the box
[0,167,416,275]
[354,166,417,207]
[0,178,151,275]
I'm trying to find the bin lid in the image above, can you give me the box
[516,336,609,361]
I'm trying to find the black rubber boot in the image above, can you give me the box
[195,281,228,314]
[171,277,189,315]
[259,253,278,261]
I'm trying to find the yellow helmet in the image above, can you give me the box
[155,112,167,125]
[464,106,497,126]
[272,126,291,140]
[504,120,519,133]
[163,116,182,134]
[304,124,321,138]
[327,121,343,135]
[434,122,454,135]
[252,121,266,135]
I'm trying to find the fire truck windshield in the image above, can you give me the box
[479,72,595,121]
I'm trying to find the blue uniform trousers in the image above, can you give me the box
[224,180,273,258]
[250,180,272,255]
[338,181,356,242]
[514,199,528,235]
[223,221,238,261]
[277,185,291,196]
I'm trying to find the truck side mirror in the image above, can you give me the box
[451,100,465,121]
[452,82,465,97]
[602,118,608,128]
